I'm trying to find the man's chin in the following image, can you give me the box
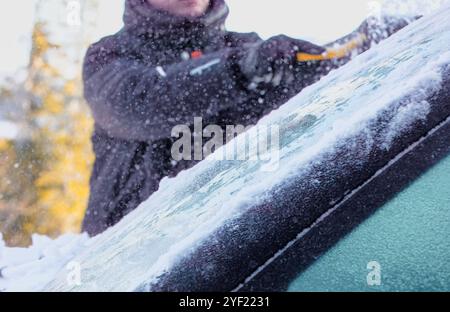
[175,3,208,18]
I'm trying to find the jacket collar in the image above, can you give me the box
[123,0,229,40]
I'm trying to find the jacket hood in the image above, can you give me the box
[123,0,229,36]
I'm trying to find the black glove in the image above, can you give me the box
[239,35,326,89]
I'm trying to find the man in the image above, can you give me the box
[82,0,413,236]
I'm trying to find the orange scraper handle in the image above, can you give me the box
[297,33,367,62]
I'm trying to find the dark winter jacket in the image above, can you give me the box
[82,0,409,236]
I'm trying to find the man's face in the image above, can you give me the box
[147,0,210,18]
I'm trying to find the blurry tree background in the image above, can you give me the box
[0,0,102,246]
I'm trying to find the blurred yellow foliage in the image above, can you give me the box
[0,139,9,151]
[0,21,94,246]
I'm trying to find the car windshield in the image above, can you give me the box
[44,7,450,292]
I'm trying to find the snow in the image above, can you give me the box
[0,234,90,292]
[2,3,450,292]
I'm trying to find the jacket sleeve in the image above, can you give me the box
[83,37,252,142]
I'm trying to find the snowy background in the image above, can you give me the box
[1,0,450,292]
